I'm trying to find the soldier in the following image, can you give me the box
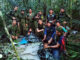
[58,8,70,24]
[7,6,20,27]
[35,11,44,21]
[8,6,19,21]
[7,6,19,24]
[8,20,19,40]
[19,9,28,36]
[27,9,35,33]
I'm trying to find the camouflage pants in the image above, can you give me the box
[20,22,28,35]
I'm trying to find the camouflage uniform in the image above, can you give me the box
[19,13,28,35]
[58,12,69,24]
[8,10,19,22]
[27,13,35,32]
[13,11,20,22]
[8,25,19,36]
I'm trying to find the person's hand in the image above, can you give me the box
[40,29,44,32]
[42,38,45,42]
[37,30,40,32]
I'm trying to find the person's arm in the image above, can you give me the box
[48,32,56,44]
[45,36,63,49]
[44,42,60,49]
[62,27,67,36]
[36,28,40,32]
[37,27,44,32]
[49,42,60,48]
[42,28,47,41]
[36,24,44,32]
[25,16,28,27]
[62,27,67,32]
[51,31,56,38]
[39,29,44,32]
[53,15,56,23]
[43,35,46,41]
[48,37,53,44]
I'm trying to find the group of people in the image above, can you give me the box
[7,6,71,60]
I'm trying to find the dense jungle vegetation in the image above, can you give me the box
[0,0,80,60]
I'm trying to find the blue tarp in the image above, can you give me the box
[19,37,28,45]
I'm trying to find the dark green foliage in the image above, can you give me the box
[0,0,80,60]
